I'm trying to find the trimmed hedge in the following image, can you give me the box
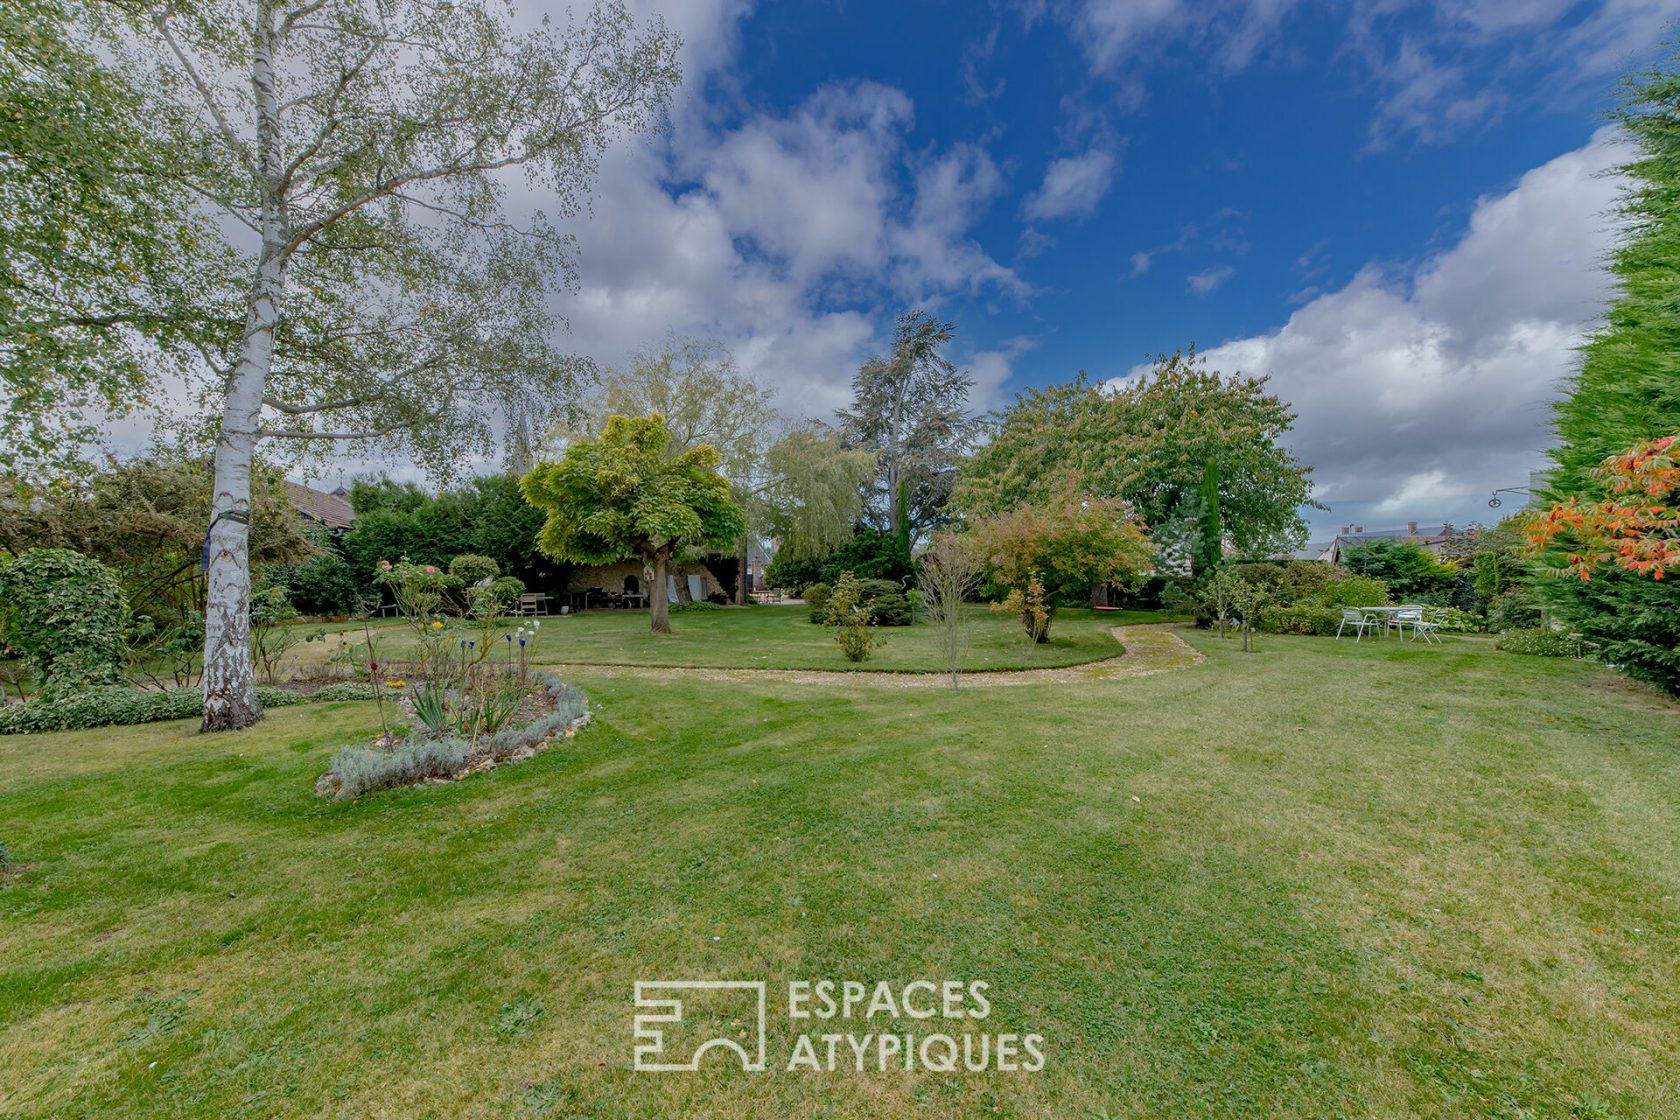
[311,681,380,702]
[1495,629,1584,658]
[1,684,307,735]
[1263,604,1342,636]
[321,674,589,800]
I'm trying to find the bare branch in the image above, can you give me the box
[261,393,373,415]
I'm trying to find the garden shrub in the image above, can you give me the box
[329,736,475,799]
[1274,560,1345,605]
[1319,576,1389,609]
[267,550,360,615]
[818,531,913,586]
[1431,607,1484,634]
[1486,588,1544,632]
[803,583,832,621]
[475,576,525,616]
[810,577,908,625]
[448,554,499,586]
[0,548,129,697]
[0,684,307,734]
[854,578,912,626]
[671,600,723,613]
[1341,538,1458,599]
[1495,629,1583,658]
[823,573,884,662]
[1539,569,1680,694]
[1264,604,1342,636]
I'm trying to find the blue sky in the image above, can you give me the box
[504,2,1675,535]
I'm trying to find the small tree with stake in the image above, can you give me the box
[521,415,746,635]
[918,533,978,688]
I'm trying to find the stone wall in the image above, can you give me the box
[568,560,718,604]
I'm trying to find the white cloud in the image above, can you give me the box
[551,72,1024,426]
[1187,264,1236,294]
[967,336,1040,411]
[1023,146,1118,222]
[1055,0,1298,75]
[1174,129,1628,530]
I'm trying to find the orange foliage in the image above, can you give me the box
[1528,435,1680,580]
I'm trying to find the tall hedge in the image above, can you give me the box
[1540,53,1680,695]
[0,548,129,696]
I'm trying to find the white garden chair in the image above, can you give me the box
[1336,607,1378,641]
[1388,608,1426,641]
[1411,610,1445,645]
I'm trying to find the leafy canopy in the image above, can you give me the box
[838,309,978,536]
[967,482,1153,607]
[955,348,1316,561]
[521,415,747,567]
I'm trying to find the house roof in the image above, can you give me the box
[283,481,355,530]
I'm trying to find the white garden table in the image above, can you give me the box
[1359,605,1427,639]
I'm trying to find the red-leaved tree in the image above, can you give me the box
[1529,435,1680,579]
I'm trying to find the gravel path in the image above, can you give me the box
[538,623,1204,689]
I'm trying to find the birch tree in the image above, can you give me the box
[99,0,678,729]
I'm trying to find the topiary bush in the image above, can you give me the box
[448,554,500,586]
[0,548,129,697]
[1495,628,1584,658]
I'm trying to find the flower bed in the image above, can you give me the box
[314,673,589,801]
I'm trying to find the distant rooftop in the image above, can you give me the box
[283,481,355,531]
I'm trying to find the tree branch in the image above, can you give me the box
[150,10,259,182]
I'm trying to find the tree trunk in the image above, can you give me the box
[649,552,671,634]
[735,534,749,605]
[202,3,283,731]
[885,460,901,540]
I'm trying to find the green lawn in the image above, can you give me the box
[3,626,1678,1118]
[282,603,1160,676]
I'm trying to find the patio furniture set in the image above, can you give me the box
[1335,606,1447,644]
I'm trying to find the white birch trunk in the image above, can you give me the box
[202,3,284,731]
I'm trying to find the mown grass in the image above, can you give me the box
[281,604,1158,676]
[1,627,1677,1118]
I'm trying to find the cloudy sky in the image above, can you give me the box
[313,0,1676,536]
[535,0,1678,537]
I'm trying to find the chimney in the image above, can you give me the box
[1353,525,1364,534]
[1406,521,1417,535]
[1339,525,1349,535]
